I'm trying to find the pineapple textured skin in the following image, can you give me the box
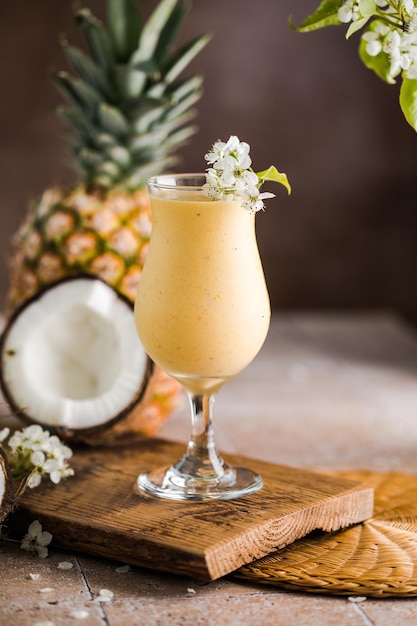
[8,185,152,310]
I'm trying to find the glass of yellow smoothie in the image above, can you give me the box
[134,174,270,500]
[134,137,290,500]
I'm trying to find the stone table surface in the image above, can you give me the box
[2,312,417,626]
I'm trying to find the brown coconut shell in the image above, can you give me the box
[0,448,17,524]
[0,275,182,446]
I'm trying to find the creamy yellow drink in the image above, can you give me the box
[133,139,290,501]
[135,190,270,394]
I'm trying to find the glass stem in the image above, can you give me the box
[174,392,228,480]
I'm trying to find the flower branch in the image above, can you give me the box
[292,0,417,132]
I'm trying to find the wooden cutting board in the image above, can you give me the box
[15,439,374,581]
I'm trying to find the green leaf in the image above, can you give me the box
[399,77,417,132]
[129,129,167,154]
[113,65,147,100]
[358,35,395,84]
[76,8,115,73]
[54,72,102,119]
[131,100,168,133]
[290,0,343,32]
[96,132,118,148]
[145,82,168,99]
[97,161,121,178]
[92,174,114,188]
[57,106,97,145]
[346,15,370,39]
[165,124,198,149]
[160,109,198,133]
[106,145,132,166]
[162,33,211,85]
[98,103,129,137]
[107,0,141,61]
[131,0,177,66]
[60,39,115,100]
[168,75,204,102]
[154,1,190,66]
[129,58,160,82]
[123,156,179,189]
[358,0,376,18]
[78,148,105,166]
[257,166,291,195]
[163,89,202,122]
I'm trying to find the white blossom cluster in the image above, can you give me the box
[0,424,74,488]
[339,0,417,80]
[203,135,275,213]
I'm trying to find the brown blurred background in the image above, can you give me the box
[1,0,417,319]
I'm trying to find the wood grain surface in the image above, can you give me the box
[15,438,374,580]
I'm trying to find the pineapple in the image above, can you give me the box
[9,0,209,309]
[5,0,210,443]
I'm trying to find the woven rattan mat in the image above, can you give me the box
[234,470,417,597]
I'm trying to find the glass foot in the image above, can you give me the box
[137,464,263,501]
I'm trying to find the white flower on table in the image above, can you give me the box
[94,589,114,603]
[8,424,50,452]
[21,520,53,558]
[6,425,74,488]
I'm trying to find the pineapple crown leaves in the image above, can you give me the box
[54,0,211,191]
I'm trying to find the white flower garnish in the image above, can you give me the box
[20,520,53,558]
[203,135,291,213]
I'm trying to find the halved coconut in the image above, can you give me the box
[0,448,16,524]
[0,275,174,444]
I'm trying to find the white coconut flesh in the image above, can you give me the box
[1,278,149,431]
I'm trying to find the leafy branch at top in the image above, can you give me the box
[291,0,417,132]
